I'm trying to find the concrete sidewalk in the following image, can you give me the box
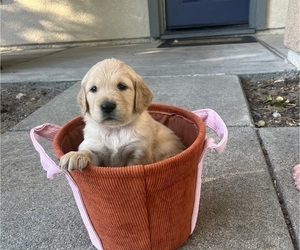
[1,34,299,250]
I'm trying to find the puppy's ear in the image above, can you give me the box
[77,85,89,114]
[134,75,153,113]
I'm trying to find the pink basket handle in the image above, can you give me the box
[30,123,63,179]
[193,109,228,153]
[190,109,228,234]
[30,123,103,249]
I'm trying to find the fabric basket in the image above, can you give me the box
[30,104,228,250]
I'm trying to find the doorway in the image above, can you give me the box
[147,0,267,38]
[166,0,250,29]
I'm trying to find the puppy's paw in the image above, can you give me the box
[59,151,91,171]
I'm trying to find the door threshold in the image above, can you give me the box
[158,36,257,48]
[161,27,255,40]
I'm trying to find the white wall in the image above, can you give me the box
[266,0,289,29]
[1,0,150,46]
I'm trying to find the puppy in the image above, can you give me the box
[59,58,185,171]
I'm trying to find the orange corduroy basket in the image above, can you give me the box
[31,103,228,250]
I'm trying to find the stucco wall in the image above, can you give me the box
[1,0,150,46]
[284,0,300,52]
[284,0,300,69]
[266,0,289,29]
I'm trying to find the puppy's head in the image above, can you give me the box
[78,58,153,127]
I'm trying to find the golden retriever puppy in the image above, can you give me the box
[59,58,185,171]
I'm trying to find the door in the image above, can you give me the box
[166,0,250,29]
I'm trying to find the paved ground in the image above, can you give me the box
[1,34,299,250]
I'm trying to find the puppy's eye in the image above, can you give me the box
[90,86,97,93]
[117,82,128,91]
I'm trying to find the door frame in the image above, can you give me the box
[148,0,267,38]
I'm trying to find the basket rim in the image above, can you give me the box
[53,103,206,174]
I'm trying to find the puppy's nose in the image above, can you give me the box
[101,101,116,114]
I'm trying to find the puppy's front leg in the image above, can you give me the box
[59,150,97,171]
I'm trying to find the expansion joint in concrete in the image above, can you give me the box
[256,38,287,60]
[255,129,299,249]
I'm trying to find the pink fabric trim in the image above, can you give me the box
[30,124,62,179]
[193,109,228,153]
[30,125,103,250]
[190,109,228,233]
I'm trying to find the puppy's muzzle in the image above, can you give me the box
[101,100,116,114]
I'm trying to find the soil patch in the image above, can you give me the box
[1,82,75,133]
[242,75,299,127]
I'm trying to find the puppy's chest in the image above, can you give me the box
[95,129,144,166]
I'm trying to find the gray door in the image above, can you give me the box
[166,0,250,29]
